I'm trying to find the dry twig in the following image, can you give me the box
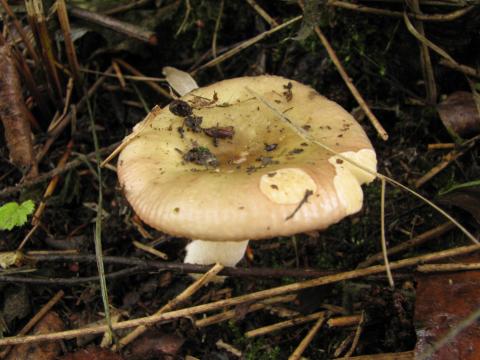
[115,58,172,98]
[336,351,414,359]
[415,142,475,188]
[288,314,326,360]
[113,263,224,350]
[0,243,479,345]
[245,0,279,27]
[297,1,389,140]
[193,16,302,73]
[68,6,158,45]
[358,222,455,268]
[0,290,64,359]
[0,143,118,198]
[56,0,83,91]
[195,295,296,327]
[330,1,473,22]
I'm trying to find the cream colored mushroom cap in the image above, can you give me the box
[117,75,377,241]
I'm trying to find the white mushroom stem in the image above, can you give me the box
[184,239,249,267]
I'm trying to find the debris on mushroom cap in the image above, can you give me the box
[117,75,377,242]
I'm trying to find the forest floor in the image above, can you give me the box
[0,1,479,359]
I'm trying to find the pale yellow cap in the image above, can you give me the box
[117,75,377,241]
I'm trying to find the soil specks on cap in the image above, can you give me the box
[169,100,193,117]
[183,146,219,168]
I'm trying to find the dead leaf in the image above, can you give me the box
[2,284,30,326]
[0,251,24,269]
[414,254,480,359]
[127,330,184,360]
[6,311,65,360]
[60,347,124,360]
[437,91,480,138]
[439,186,480,224]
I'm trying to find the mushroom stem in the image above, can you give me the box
[184,239,249,267]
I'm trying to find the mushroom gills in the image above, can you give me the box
[184,239,249,267]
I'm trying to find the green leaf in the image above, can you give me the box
[0,200,35,231]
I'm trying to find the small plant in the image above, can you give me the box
[0,200,35,231]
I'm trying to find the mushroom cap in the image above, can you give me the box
[117,75,377,241]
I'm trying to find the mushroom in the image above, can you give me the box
[117,75,377,269]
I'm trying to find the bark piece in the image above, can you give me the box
[0,45,37,177]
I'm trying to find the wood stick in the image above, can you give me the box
[0,0,40,64]
[195,295,296,327]
[358,222,455,268]
[38,67,113,162]
[0,244,479,346]
[114,59,171,98]
[132,240,168,260]
[329,1,473,22]
[56,0,83,91]
[29,253,409,280]
[288,315,326,360]
[344,312,365,357]
[246,313,360,338]
[30,141,74,228]
[407,0,437,104]
[101,0,153,16]
[336,351,414,359]
[216,339,242,357]
[246,311,327,338]
[245,0,279,27]
[427,143,455,150]
[68,6,157,45]
[439,58,480,79]
[100,105,161,167]
[417,262,480,273]
[298,0,388,140]
[25,0,64,103]
[113,263,224,350]
[0,290,64,359]
[0,143,118,198]
[194,16,302,73]
[415,144,473,188]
